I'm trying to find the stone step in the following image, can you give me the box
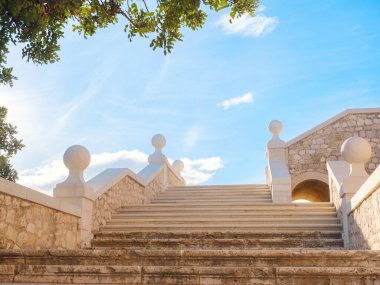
[117,208,337,215]
[155,193,272,197]
[164,189,271,194]
[168,184,269,190]
[117,205,337,213]
[99,223,342,232]
[105,217,341,225]
[151,198,273,204]
[111,211,338,219]
[92,238,343,249]
[93,230,343,239]
[120,202,334,209]
[92,231,343,249]
[1,249,379,284]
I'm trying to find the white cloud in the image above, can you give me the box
[181,157,224,185]
[216,13,279,37]
[18,149,224,193]
[217,92,254,110]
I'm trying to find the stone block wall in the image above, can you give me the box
[287,112,380,179]
[92,170,164,232]
[348,187,380,250]
[0,192,80,250]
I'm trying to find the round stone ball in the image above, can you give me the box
[173,160,184,172]
[152,134,166,149]
[63,145,91,170]
[268,120,283,135]
[341,137,372,164]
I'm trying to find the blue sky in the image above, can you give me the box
[1,0,380,194]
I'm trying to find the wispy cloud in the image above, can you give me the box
[54,60,115,132]
[216,13,279,37]
[217,92,254,110]
[182,125,203,151]
[18,148,224,194]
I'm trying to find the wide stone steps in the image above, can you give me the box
[95,185,343,252]
[1,249,379,284]
[92,231,344,249]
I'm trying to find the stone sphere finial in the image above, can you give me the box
[341,137,371,179]
[173,160,184,174]
[152,134,166,150]
[267,120,285,148]
[62,145,90,184]
[341,137,372,164]
[148,134,168,164]
[63,145,91,170]
[268,120,283,137]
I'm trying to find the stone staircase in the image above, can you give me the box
[92,184,343,249]
[3,184,380,284]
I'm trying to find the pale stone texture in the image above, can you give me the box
[0,192,80,250]
[287,113,380,178]
[167,167,185,187]
[91,171,165,232]
[348,186,380,250]
[330,180,343,223]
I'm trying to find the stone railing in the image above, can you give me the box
[0,134,185,249]
[327,136,380,249]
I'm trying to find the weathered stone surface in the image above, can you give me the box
[287,112,380,178]
[0,192,80,250]
[349,187,380,250]
[0,249,379,284]
[91,171,164,232]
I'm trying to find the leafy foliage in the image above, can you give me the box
[0,106,24,181]
[0,0,259,86]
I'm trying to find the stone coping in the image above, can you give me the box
[285,108,380,147]
[350,165,380,213]
[0,178,81,217]
[88,162,183,199]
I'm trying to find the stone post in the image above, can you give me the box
[340,137,372,248]
[266,120,292,203]
[53,145,94,248]
[148,134,169,189]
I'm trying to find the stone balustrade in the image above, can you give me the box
[0,134,185,249]
[327,136,380,249]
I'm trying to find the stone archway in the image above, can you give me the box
[292,179,330,202]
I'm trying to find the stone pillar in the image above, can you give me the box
[148,134,168,189]
[266,120,292,203]
[340,137,372,248]
[53,145,94,248]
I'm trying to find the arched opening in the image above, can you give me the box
[292,179,330,202]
